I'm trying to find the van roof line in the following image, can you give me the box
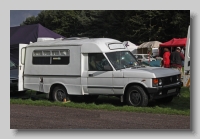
[28,38,122,48]
[62,37,89,40]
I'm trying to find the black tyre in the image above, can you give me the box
[52,86,69,102]
[156,96,173,104]
[125,85,148,107]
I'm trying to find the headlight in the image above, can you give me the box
[152,78,162,87]
[177,74,181,82]
[158,79,162,85]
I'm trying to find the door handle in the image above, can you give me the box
[89,74,93,77]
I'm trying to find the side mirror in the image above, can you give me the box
[104,65,112,71]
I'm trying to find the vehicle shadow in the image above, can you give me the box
[10,89,190,112]
[10,91,48,101]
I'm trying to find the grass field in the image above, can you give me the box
[10,87,190,116]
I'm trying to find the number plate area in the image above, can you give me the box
[167,88,176,94]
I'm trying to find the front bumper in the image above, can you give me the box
[147,82,183,100]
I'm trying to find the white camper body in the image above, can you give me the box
[19,37,183,107]
[183,26,190,88]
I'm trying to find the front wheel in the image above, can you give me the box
[125,85,148,107]
[52,86,69,102]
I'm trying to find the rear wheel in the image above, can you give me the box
[52,86,69,102]
[126,85,148,107]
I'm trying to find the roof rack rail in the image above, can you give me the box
[63,37,89,40]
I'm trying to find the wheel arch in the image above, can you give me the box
[49,83,68,100]
[124,82,150,99]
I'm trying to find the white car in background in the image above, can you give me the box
[134,54,156,62]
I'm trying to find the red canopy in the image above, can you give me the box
[160,38,187,47]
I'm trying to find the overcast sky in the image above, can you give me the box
[10,10,42,27]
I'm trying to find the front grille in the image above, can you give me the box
[162,75,177,86]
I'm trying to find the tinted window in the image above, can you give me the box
[32,49,70,65]
[33,57,50,64]
[88,53,112,71]
[51,57,69,65]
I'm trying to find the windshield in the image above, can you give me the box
[105,51,140,70]
[10,60,17,69]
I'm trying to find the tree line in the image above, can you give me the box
[22,10,190,45]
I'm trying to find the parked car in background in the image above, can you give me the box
[133,54,156,62]
[10,60,18,93]
[10,60,26,94]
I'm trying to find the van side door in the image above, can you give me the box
[87,53,114,94]
[18,44,27,91]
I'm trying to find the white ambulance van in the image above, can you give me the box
[18,37,183,107]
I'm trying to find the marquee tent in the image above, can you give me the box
[10,24,64,65]
[159,38,187,57]
[159,38,187,47]
[137,41,162,54]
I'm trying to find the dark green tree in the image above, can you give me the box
[22,10,190,45]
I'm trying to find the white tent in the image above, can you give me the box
[137,41,162,54]
[123,41,138,54]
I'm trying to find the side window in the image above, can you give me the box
[21,48,26,65]
[32,49,70,65]
[88,53,112,71]
[33,50,50,64]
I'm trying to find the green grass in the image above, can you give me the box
[10,87,190,116]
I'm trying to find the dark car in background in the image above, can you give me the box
[10,60,18,93]
[133,54,156,62]
[10,60,26,94]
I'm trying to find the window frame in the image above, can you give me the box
[32,49,70,65]
[88,53,113,71]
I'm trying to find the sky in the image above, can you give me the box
[10,10,42,27]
